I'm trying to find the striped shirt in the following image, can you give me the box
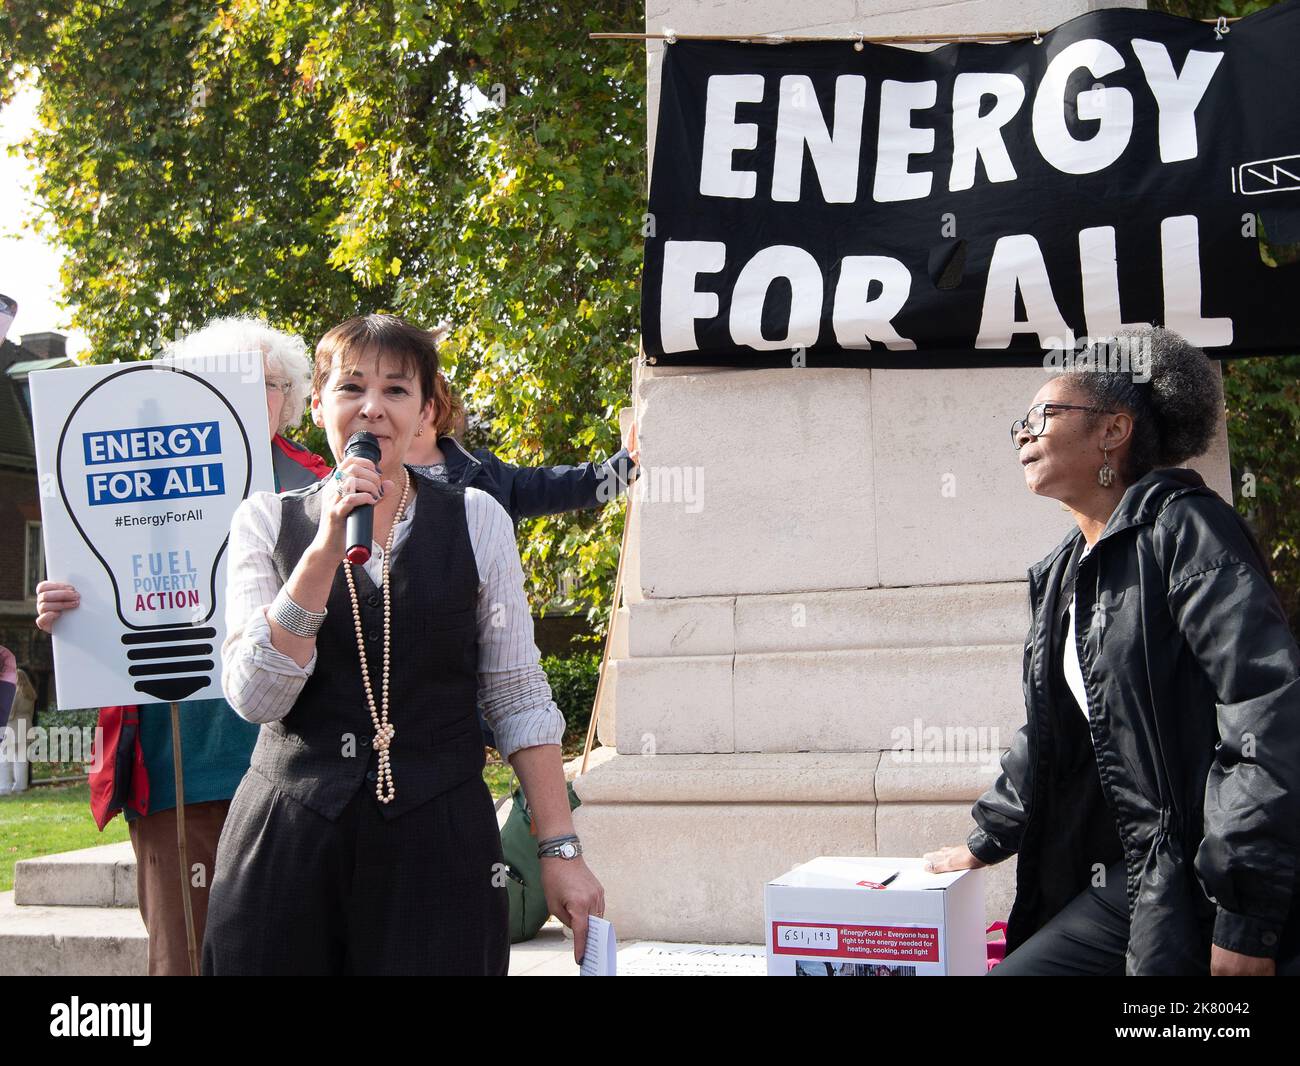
[221,479,565,762]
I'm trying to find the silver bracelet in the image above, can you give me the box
[270,589,327,638]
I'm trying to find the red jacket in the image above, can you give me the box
[88,434,331,828]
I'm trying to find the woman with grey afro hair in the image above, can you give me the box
[1062,327,1224,482]
[924,325,1300,976]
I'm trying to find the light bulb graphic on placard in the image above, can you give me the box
[55,364,252,702]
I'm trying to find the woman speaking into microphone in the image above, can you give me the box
[202,314,604,975]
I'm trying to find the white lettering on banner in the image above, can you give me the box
[1032,39,1134,175]
[1160,214,1232,346]
[700,74,764,198]
[977,234,1071,349]
[832,257,917,350]
[873,79,938,203]
[772,75,866,203]
[949,72,1025,192]
[729,245,823,350]
[694,39,1225,203]
[1079,226,1148,338]
[1129,40,1222,164]
[161,465,220,495]
[977,215,1231,348]
[660,240,727,353]
[188,423,214,451]
[660,216,1234,354]
[85,423,217,463]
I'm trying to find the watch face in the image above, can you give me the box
[560,842,578,859]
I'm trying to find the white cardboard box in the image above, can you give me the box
[764,857,986,976]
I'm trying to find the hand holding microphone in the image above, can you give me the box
[316,431,393,565]
[342,432,382,564]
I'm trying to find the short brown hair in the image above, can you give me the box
[313,314,462,436]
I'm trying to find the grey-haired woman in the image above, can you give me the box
[925,327,1300,976]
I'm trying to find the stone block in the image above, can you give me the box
[625,596,737,657]
[611,655,736,753]
[733,645,1025,751]
[634,369,877,597]
[733,583,1029,653]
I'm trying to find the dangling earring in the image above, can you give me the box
[1098,446,1115,487]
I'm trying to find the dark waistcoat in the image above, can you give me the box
[250,472,483,820]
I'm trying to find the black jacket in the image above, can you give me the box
[436,436,635,524]
[968,468,1300,974]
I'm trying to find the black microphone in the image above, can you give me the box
[343,431,382,565]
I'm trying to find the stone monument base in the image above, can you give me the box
[576,753,1017,942]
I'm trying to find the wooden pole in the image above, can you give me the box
[169,701,199,977]
[581,487,634,775]
[581,356,643,776]
[588,19,1239,45]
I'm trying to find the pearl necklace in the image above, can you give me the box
[344,470,411,805]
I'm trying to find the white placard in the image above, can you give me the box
[30,356,275,708]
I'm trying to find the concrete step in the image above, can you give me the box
[14,841,138,908]
[0,898,581,977]
[0,891,146,976]
[0,892,749,977]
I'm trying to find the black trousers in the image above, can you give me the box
[989,861,1130,976]
[201,768,509,975]
[990,860,1300,976]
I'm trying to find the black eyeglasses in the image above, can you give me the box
[1011,403,1116,450]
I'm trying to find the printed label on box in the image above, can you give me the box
[772,922,940,963]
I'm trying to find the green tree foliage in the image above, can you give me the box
[0,1,377,358]
[540,651,600,746]
[2,0,645,629]
[1223,356,1300,627]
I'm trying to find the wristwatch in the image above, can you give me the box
[537,834,583,860]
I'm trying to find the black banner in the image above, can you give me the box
[640,2,1300,368]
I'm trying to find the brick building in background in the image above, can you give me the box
[0,331,72,709]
